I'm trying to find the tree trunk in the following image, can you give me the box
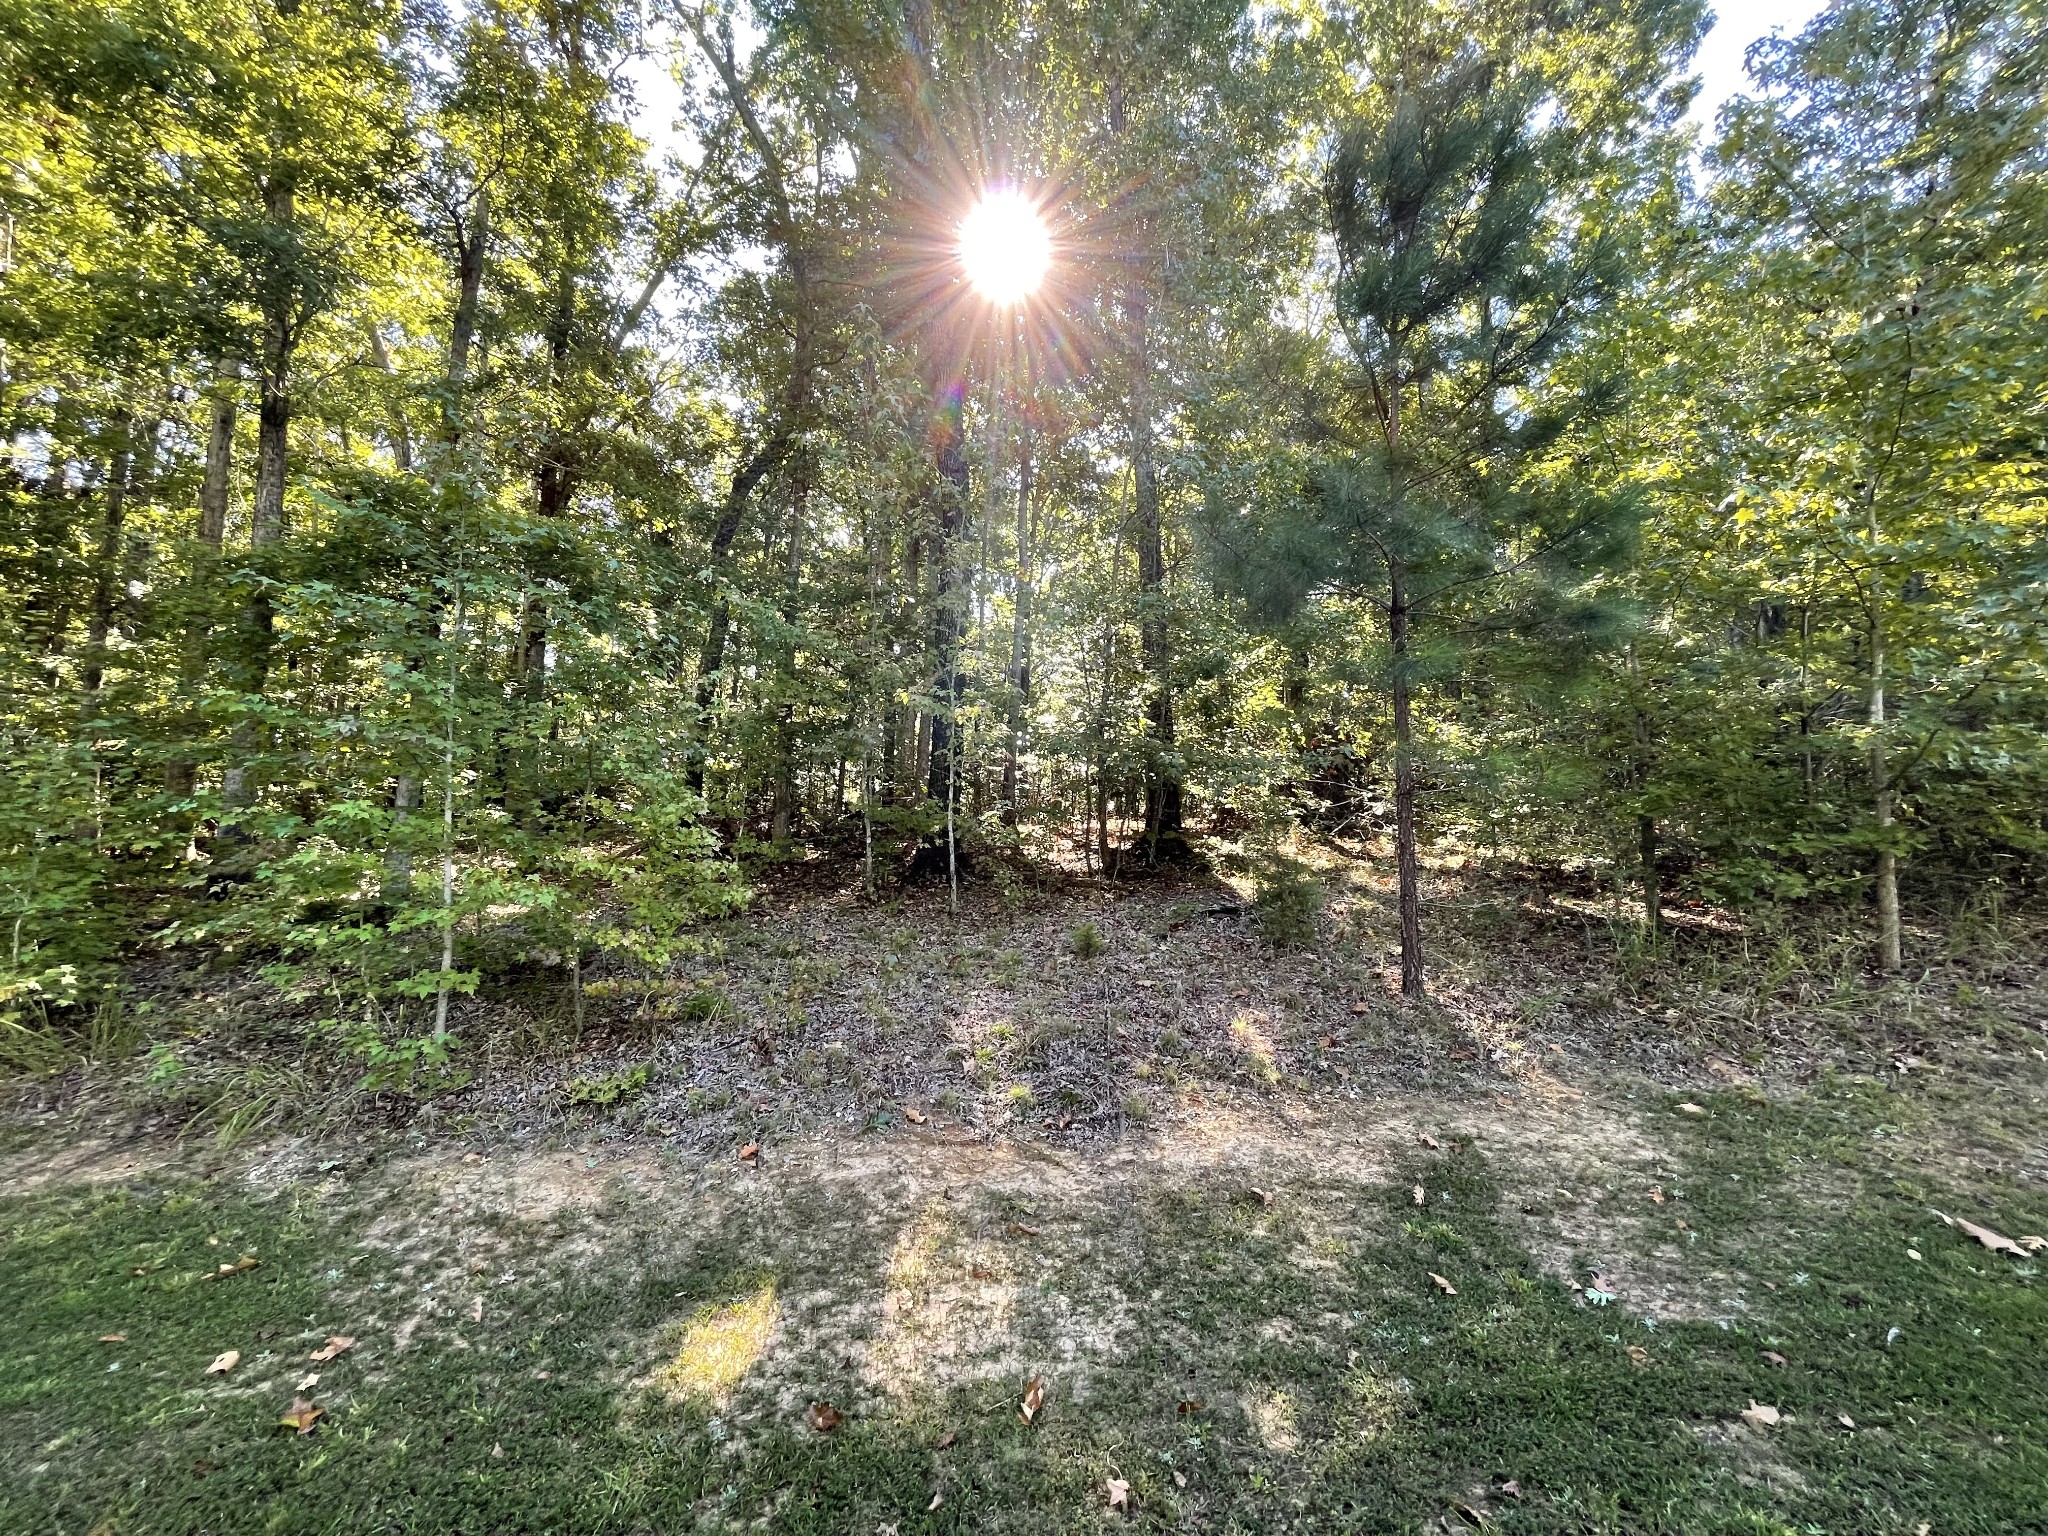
[770,459,807,844]
[1128,294,1182,861]
[366,323,413,472]
[1388,564,1424,999]
[1870,605,1902,970]
[685,436,788,794]
[925,404,969,813]
[446,187,488,406]
[167,376,237,799]
[1002,425,1034,825]
[1638,813,1661,941]
[223,173,295,818]
[78,414,133,713]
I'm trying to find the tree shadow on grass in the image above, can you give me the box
[3,1097,2044,1534]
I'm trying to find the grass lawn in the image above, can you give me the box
[5,1074,2045,1534]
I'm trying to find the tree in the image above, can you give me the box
[1205,1,1697,995]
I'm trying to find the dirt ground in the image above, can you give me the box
[5,863,2047,1533]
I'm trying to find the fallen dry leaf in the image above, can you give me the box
[1429,1272,1458,1296]
[1500,1480,1521,1498]
[2020,1235,2047,1253]
[296,1372,320,1392]
[1625,1345,1650,1366]
[207,1255,260,1279]
[99,1333,126,1344]
[1945,1213,2027,1257]
[1418,1133,1440,1149]
[1176,1397,1205,1416]
[490,1442,504,1459]
[1172,1469,1187,1489]
[934,1429,956,1450]
[1106,1476,1130,1511]
[1242,1186,1272,1208]
[308,1335,355,1363]
[280,1397,325,1435]
[1677,1102,1706,1116]
[1453,1500,1492,1528]
[927,1491,944,1511]
[903,1106,927,1125]
[1350,1000,1369,1015]
[1020,1375,1045,1424]
[462,1151,484,1164]
[1837,1412,1857,1429]
[470,1296,485,1323]
[205,1350,240,1376]
[1648,1185,1667,1204]
[1761,1350,1788,1367]
[1006,1221,1041,1238]
[806,1401,844,1432]
[1741,1401,1783,1428]
[738,1143,760,1162]
[1413,1185,1426,1206]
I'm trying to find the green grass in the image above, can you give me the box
[3,1081,2044,1533]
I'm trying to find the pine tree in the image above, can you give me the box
[1205,49,1654,996]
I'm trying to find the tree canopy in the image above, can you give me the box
[4,0,2045,1066]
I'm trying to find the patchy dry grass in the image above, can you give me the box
[5,866,2047,1531]
[6,1055,2048,1534]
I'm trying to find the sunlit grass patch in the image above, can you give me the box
[654,1281,778,1405]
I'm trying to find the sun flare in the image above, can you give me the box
[958,189,1050,305]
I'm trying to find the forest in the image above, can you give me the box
[4,0,2045,1063]
[4,2,2048,1532]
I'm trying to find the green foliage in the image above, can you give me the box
[1068,920,1107,960]
[1251,857,1323,950]
[1,0,2043,1062]
[566,1059,653,1106]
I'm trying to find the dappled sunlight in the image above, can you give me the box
[868,1198,1026,1395]
[656,1282,778,1405]
[1230,1010,1281,1084]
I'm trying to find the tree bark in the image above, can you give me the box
[166,375,237,799]
[1388,563,1425,999]
[925,404,969,813]
[77,413,132,713]
[366,323,413,472]
[1129,302,1182,861]
[1002,424,1034,824]
[1870,599,1902,969]
[447,186,488,404]
[223,171,296,818]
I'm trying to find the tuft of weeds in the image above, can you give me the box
[566,1060,654,1106]
[1253,857,1323,949]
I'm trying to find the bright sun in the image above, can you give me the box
[958,188,1050,305]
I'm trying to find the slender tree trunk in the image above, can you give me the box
[222,173,295,819]
[77,414,132,714]
[1870,599,1902,970]
[770,459,807,844]
[685,437,787,793]
[1626,642,1660,942]
[167,376,237,799]
[1002,425,1034,825]
[366,323,413,472]
[1128,293,1182,861]
[1388,564,1424,999]
[925,402,969,813]
[445,187,488,419]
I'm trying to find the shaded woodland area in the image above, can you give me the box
[3,0,2045,1078]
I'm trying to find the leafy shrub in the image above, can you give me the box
[1253,859,1323,949]
[567,1060,654,1106]
[1070,920,1106,960]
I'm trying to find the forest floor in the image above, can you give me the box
[4,849,2047,1534]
